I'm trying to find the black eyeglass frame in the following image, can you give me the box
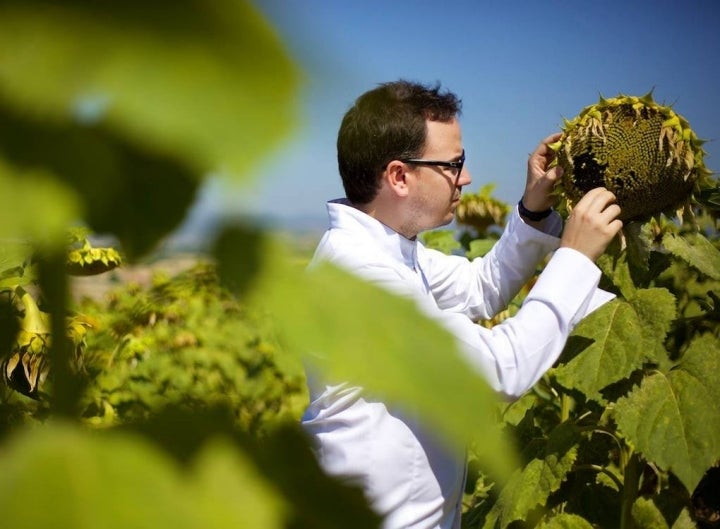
[399,150,465,176]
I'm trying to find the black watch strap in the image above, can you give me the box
[517,199,553,221]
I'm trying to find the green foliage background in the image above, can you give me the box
[425,195,720,529]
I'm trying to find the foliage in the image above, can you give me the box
[0,233,107,402]
[76,262,308,434]
[0,0,298,258]
[0,2,516,528]
[212,225,515,478]
[452,203,720,528]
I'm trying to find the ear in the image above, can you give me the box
[384,160,410,198]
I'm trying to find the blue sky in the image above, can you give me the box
[179,0,720,238]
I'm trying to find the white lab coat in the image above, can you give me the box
[302,199,613,529]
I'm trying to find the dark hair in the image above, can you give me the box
[337,80,462,204]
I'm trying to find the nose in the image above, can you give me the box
[457,167,472,187]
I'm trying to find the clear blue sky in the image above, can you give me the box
[179,0,720,238]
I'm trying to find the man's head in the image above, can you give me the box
[337,80,471,239]
[337,80,462,205]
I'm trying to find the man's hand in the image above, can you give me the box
[560,187,623,262]
[523,132,563,212]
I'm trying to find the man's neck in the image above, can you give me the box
[351,200,417,240]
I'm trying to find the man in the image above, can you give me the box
[301,80,622,529]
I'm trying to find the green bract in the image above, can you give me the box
[552,93,714,221]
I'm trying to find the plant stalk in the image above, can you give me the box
[560,393,572,422]
[620,452,642,529]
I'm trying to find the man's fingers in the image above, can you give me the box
[531,132,562,157]
[576,187,617,211]
[601,203,622,220]
[544,165,564,182]
[541,132,562,145]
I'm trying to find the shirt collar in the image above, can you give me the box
[327,198,418,270]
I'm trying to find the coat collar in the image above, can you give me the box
[327,198,418,271]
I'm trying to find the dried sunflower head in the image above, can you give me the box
[455,185,511,234]
[552,92,714,221]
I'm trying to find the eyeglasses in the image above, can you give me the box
[399,150,465,176]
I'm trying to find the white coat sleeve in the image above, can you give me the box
[415,247,608,398]
[421,209,564,320]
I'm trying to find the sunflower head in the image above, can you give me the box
[552,92,714,221]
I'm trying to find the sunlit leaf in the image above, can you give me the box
[552,299,646,402]
[626,288,677,365]
[596,247,637,300]
[0,0,299,179]
[613,334,720,492]
[467,239,497,260]
[126,408,383,529]
[0,422,286,529]
[631,497,670,529]
[421,229,461,255]
[0,159,80,249]
[0,239,34,289]
[536,513,595,529]
[670,509,699,529]
[191,439,286,529]
[663,232,720,280]
[623,221,652,274]
[483,422,581,528]
[214,225,516,481]
[552,288,675,400]
[0,100,199,259]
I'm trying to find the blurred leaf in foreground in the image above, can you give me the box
[125,406,382,529]
[214,225,516,482]
[0,157,80,248]
[0,421,284,529]
[0,0,300,258]
[0,0,300,180]
[0,101,198,258]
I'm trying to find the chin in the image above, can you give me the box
[436,216,455,229]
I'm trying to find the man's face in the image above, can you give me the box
[405,118,472,234]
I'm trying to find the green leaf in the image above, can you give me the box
[552,299,647,403]
[663,232,720,280]
[500,391,540,427]
[597,252,637,299]
[536,513,595,529]
[632,497,670,529]
[467,238,497,260]
[0,0,299,180]
[191,439,286,529]
[124,407,383,529]
[627,288,677,365]
[624,221,652,274]
[0,422,285,529]
[694,185,720,211]
[421,230,461,255]
[0,239,34,290]
[613,334,720,492]
[0,100,200,259]
[482,422,581,528]
[597,248,637,299]
[215,226,516,481]
[0,158,80,249]
[670,509,698,529]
